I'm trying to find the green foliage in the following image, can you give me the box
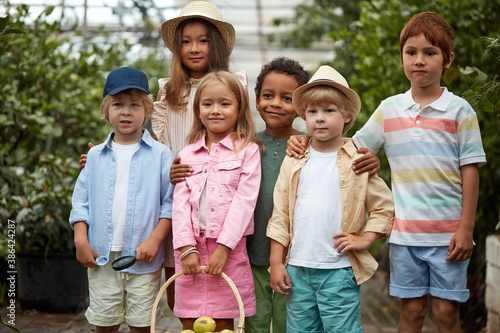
[0,14,24,36]
[0,4,166,254]
[0,4,114,254]
[268,0,362,48]
[461,37,500,240]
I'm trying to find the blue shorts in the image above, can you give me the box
[286,265,363,333]
[389,245,470,303]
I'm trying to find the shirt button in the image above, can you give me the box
[276,142,280,146]
[212,168,215,172]
[227,163,232,168]
[204,169,207,173]
[210,208,215,212]
[274,152,278,156]
[108,200,111,204]
[210,230,214,235]
[110,177,113,181]
[215,148,219,153]
[200,232,204,237]
[211,187,215,192]
[416,120,421,124]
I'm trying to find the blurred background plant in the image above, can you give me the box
[0,4,165,256]
[0,3,166,307]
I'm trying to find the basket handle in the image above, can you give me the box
[150,266,245,333]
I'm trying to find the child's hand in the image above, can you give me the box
[270,264,292,296]
[352,148,380,176]
[135,238,161,263]
[286,135,310,158]
[78,142,95,170]
[205,244,230,276]
[75,240,100,268]
[447,228,473,262]
[333,231,379,252]
[170,157,193,185]
[180,248,202,275]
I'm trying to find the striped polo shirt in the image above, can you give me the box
[353,88,486,246]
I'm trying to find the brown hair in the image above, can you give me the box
[254,57,310,98]
[187,71,260,153]
[100,89,153,124]
[400,12,454,68]
[164,18,229,112]
[299,86,358,134]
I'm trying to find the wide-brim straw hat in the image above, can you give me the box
[161,1,235,55]
[293,65,361,119]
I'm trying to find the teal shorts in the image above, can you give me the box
[389,244,470,302]
[286,265,363,333]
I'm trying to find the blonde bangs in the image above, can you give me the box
[187,71,261,152]
[100,89,154,123]
[300,86,358,134]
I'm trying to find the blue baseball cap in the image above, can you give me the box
[103,67,150,97]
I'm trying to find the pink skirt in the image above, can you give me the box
[173,235,256,319]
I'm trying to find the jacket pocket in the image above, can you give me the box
[185,164,205,191]
[218,159,242,188]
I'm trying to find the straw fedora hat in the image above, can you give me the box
[161,1,235,55]
[293,65,361,119]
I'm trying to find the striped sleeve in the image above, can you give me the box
[353,107,386,154]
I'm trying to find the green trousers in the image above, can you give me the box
[245,264,287,333]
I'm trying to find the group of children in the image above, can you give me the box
[69,2,486,333]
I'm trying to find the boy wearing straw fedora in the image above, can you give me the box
[267,66,394,332]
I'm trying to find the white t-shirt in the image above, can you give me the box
[110,141,138,251]
[289,146,351,269]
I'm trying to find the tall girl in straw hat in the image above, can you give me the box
[173,71,260,330]
[153,1,248,311]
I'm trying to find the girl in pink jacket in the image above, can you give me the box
[172,71,261,331]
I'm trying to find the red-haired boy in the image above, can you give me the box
[353,12,486,332]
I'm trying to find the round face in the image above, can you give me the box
[256,72,299,139]
[108,93,146,144]
[305,103,351,152]
[199,82,239,145]
[181,21,210,79]
[402,33,452,92]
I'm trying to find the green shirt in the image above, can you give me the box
[247,130,306,265]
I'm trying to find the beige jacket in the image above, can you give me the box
[266,141,394,284]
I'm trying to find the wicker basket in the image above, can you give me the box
[150,266,245,333]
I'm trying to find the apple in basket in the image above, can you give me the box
[219,330,235,333]
[180,331,195,333]
[193,316,217,333]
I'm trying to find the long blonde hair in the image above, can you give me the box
[187,71,261,153]
[164,18,229,112]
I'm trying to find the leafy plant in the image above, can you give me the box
[0,4,126,255]
[0,4,168,256]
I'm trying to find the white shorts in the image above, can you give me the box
[86,252,162,327]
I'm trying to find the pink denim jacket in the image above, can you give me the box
[173,133,261,251]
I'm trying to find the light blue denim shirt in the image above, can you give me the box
[69,129,174,274]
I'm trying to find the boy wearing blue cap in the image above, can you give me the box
[70,67,175,333]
